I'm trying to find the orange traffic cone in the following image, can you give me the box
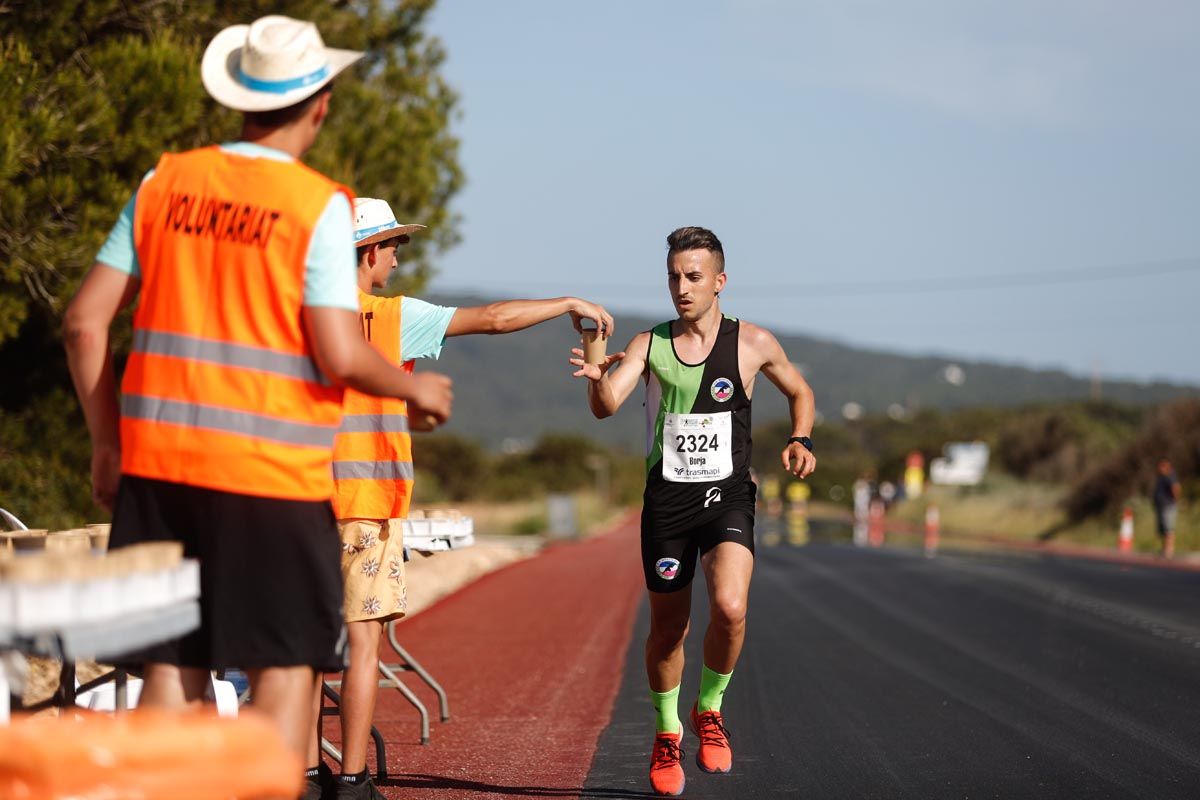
[868,498,886,547]
[924,504,940,557]
[1118,506,1134,553]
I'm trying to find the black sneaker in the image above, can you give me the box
[334,776,387,800]
[303,762,336,800]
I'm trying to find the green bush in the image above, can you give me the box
[412,433,486,501]
[0,389,104,529]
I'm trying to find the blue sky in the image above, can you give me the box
[424,1,1200,385]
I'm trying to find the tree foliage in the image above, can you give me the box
[1062,399,1200,522]
[0,0,460,347]
[0,0,462,524]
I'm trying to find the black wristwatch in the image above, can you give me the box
[788,436,813,453]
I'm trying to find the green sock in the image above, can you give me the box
[650,684,682,734]
[697,665,733,713]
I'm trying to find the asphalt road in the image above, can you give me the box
[583,526,1200,799]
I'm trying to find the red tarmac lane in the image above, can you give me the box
[349,512,644,799]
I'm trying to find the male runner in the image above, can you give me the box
[570,226,815,796]
[306,197,613,800]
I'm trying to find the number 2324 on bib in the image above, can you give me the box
[662,412,733,483]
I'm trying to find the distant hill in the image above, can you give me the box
[419,293,1198,449]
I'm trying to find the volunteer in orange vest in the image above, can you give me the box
[305,197,613,800]
[62,15,453,776]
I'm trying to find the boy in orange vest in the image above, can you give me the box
[64,17,453,788]
[305,197,612,799]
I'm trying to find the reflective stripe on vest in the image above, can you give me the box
[337,413,410,434]
[331,291,415,520]
[122,395,338,448]
[331,460,415,480]
[133,329,328,386]
[121,146,351,501]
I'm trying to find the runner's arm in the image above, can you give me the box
[445,297,613,337]
[64,263,141,510]
[750,324,816,478]
[571,331,649,419]
[303,306,453,425]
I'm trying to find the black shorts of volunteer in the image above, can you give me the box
[641,505,756,593]
[109,475,346,672]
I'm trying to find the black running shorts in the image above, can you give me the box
[640,506,755,593]
[109,475,347,672]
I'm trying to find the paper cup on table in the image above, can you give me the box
[79,555,119,622]
[6,553,75,629]
[0,531,20,554]
[47,530,92,555]
[10,530,49,555]
[87,523,112,553]
[581,327,608,365]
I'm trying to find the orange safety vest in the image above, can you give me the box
[330,291,414,520]
[121,146,352,501]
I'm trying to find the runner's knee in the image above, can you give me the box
[709,593,747,630]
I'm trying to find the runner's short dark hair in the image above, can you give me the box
[667,227,725,273]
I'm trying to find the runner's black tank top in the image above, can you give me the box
[642,316,754,533]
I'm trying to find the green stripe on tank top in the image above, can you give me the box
[646,322,706,472]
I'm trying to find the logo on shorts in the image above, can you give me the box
[655,557,681,580]
[710,377,735,402]
[705,486,722,508]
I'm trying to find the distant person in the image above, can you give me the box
[1154,459,1182,558]
[307,197,613,800]
[62,15,452,787]
[569,226,816,796]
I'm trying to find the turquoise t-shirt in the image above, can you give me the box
[94,142,358,311]
[398,297,456,362]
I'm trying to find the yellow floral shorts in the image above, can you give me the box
[338,519,407,623]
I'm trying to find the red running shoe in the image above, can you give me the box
[689,703,732,773]
[648,731,686,796]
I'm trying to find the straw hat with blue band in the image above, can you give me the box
[201,15,364,112]
[353,198,426,249]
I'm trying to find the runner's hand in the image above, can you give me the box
[406,372,453,430]
[91,443,121,512]
[782,442,815,479]
[570,348,625,381]
[568,299,615,338]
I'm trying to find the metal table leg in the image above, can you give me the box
[386,619,450,722]
[376,661,431,744]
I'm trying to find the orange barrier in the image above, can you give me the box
[0,708,301,799]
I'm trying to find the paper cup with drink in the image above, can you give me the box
[580,323,608,365]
